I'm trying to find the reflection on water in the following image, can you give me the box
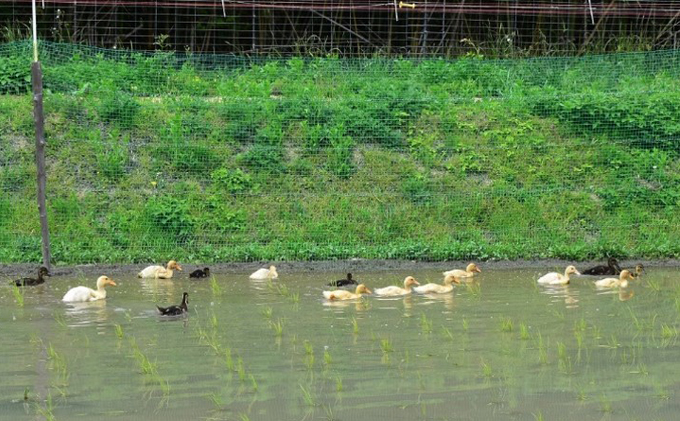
[1,267,678,421]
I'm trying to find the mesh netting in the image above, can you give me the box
[1,40,679,263]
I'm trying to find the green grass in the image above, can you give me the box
[1,42,680,263]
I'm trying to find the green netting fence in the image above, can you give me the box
[1,40,679,263]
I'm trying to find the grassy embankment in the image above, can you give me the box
[1,42,679,263]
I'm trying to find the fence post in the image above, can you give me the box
[32,61,51,270]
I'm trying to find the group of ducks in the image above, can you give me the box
[10,258,645,309]
[536,257,645,288]
[322,263,482,300]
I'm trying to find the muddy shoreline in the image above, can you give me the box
[1,258,677,278]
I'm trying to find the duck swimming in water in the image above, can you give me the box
[189,268,210,278]
[594,270,635,289]
[537,266,580,286]
[157,292,189,316]
[62,276,117,302]
[14,266,50,287]
[322,284,371,300]
[249,265,278,280]
[327,273,359,287]
[414,273,460,294]
[442,263,481,281]
[582,257,621,276]
[138,260,182,279]
[374,276,420,297]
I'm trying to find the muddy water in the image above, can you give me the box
[1,267,678,420]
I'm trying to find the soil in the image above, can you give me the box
[1,258,677,279]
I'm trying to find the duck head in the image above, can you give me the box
[38,266,51,277]
[565,266,580,276]
[203,268,210,276]
[181,292,189,305]
[168,260,182,271]
[467,263,482,273]
[620,270,634,281]
[444,274,461,285]
[404,276,420,287]
[355,284,372,295]
[346,273,353,281]
[96,276,117,288]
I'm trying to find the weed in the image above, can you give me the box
[12,284,24,307]
[210,277,222,295]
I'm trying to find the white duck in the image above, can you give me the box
[374,276,420,297]
[414,274,460,294]
[537,265,580,285]
[443,263,481,281]
[62,276,117,302]
[249,265,278,280]
[138,260,182,279]
[322,284,372,300]
[595,270,634,289]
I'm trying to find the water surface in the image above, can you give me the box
[1,267,679,420]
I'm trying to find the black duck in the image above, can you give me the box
[157,292,189,316]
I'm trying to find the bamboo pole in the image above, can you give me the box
[32,0,52,270]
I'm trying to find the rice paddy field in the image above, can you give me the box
[2,264,679,421]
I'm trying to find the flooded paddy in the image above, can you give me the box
[1,266,679,420]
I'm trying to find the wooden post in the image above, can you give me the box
[32,62,52,270]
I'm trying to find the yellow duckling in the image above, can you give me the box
[138,260,182,279]
[62,276,117,302]
[249,265,278,280]
[442,263,481,281]
[374,276,420,297]
[322,284,372,300]
[595,269,635,289]
[414,273,460,294]
[537,265,580,285]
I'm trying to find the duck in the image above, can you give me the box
[137,260,182,279]
[14,266,51,287]
[249,265,278,280]
[374,276,420,297]
[327,273,359,287]
[442,263,481,281]
[414,273,460,294]
[582,257,621,276]
[537,266,580,285]
[322,284,372,301]
[157,292,189,315]
[62,276,117,302]
[189,267,210,278]
[627,264,645,278]
[595,270,635,289]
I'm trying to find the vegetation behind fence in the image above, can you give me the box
[1,40,679,263]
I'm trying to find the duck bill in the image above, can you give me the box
[109,280,118,286]
[176,265,183,271]
[475,268,482,273]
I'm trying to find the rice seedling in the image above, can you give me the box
[519,322,530,340]
[536,332,548,365]
[12,284,24,307]
[629,362,648,375]
[249,374,258,392]
[500,317,513,333]
[660,323,677,339]
[655,383,670,400]
[462,318,469,332]
[599,395,613,413]
[299,384,316,407]
[604,334,619,349]
[323,348,332,366]
[351,317,359,335]
[574,317,587,332]
[304,340,313,355]
[35,392,55,421]
[420,313,433,334]
[270,318,284,337]
[23,387,29,401]
[237,357,246,382]
[208,392,224,409]
[322,404,337,421]
[480,358,493,378]
[380,338,393,354]
[210,313,218,330]
[224,347,234,371]
[210,276,222,295]
[114,324,124,339]
[441,325,454,341]
[465,283,481,298]
[557,342,572,374]
[53,312,67,328]
[574,329,584,350]
[335,375,343,392]
[532,410,544,421]
[133,347,158,376]
[261,306,273,320]
[289,291,300,304]
[239,413,252,421]
[647,279,661,293]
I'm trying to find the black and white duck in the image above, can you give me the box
[157,292,189,316]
